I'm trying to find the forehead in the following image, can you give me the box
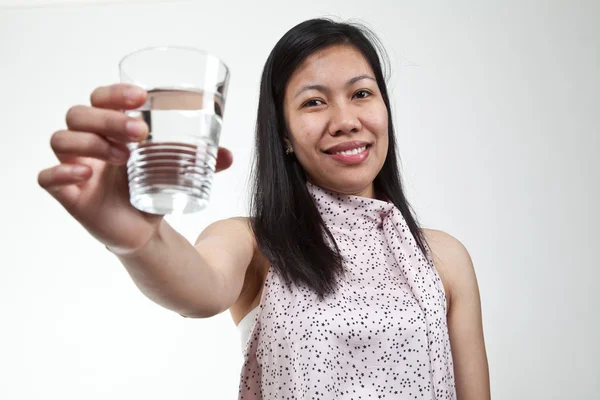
[286,44,375,91]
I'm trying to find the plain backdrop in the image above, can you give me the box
[1,0,598,399]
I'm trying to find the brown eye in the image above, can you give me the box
[303,99,324,107]
[353,90,372,99]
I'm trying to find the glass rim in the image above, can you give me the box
[119,45,230,79]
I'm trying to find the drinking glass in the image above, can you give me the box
[119,46,230,215]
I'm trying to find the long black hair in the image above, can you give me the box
[250,18,427,299]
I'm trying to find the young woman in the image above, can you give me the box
[38,18,490,400]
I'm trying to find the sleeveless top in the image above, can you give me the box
[238,183,456,399]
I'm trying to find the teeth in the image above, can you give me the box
[334,146,367,156]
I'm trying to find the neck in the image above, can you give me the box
[306,180,376,199]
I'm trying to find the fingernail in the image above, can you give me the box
[126,120,147,140]
[110,146,129,161]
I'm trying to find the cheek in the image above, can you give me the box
[290,116,325,152]
[372,105,389,134]
[363,105,389,141]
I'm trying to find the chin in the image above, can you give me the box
[304,154,385,197]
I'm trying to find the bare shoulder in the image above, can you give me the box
[421,229,472,266]
[191,217,260,317]
[195,216,255,245]
[194,217,269,324]
[421,229,476,302]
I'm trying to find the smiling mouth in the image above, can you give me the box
[323,144,372,155]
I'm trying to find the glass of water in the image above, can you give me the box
[119,46,230,215]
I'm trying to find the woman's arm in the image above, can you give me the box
[424,229,491,400]
[112,217,255,318]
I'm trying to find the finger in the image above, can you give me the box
[38,164,90,209]
[38,163,91,188]
[65,105,148,144]
[90,84,147,110]
[215,147,233,172]
[50,130,131,165]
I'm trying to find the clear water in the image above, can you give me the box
[125,89,223,215]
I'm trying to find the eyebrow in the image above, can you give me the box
[293,74,376,99]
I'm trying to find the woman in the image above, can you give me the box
[38,18,490,400]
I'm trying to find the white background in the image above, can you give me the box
[1,0,598,399]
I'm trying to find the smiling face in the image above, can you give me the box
[283,44,389,198]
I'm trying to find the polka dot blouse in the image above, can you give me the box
[238,183,456,399]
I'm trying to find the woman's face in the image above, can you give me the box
[283,44,389,198]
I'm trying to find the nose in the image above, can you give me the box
[328,103,362,136]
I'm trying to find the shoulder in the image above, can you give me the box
[421,229,472,266]
[193,217,265,321]
[194,217,259,270]
[202,218,267,324]
[196,216,266,277]
[421,229,476,302]
[196,216,255,245]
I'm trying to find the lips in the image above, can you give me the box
[323,141,371,154]
[323,141,371,165]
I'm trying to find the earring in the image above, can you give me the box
[285,148,292,155]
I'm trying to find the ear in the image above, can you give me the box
[283,136,293,152]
